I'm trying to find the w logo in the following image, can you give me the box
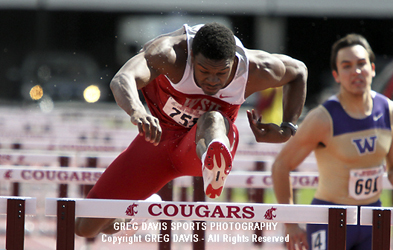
[352,136,377,155]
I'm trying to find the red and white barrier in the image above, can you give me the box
[0,196,36,250]
[0,196,36,215]
[45,198,358,224]
[1,166,392,190]
[361,206,393,225]
[0,165,103,185]
[45,197,357,250]
[360,206,391,250]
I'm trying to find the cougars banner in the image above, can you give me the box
[0,166,104,184]
[45,198,358,225]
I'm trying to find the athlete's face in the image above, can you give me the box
[192,53,235,95]
[332,45,375,96]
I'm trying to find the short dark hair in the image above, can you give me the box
[330,33,375,71]
[192,22,236,60]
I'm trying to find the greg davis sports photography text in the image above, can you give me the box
[101,221,289,245]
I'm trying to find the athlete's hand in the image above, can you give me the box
[285,224,308,250]
[247,109,291,143]
[130,109,162,146]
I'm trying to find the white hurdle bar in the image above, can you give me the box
[360,206,392,250]
[1,166,393,190]
[0,196,36,250]
[45,198,357,250]
[0,165,103,185]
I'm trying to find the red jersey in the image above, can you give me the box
[141,24,249,130]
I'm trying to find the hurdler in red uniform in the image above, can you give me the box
[76,22,307,238]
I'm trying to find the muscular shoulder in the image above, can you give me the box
[247,49,285,83]
[304,106,332,127]
[143,34,188,80]
[298,105,332,145]
[245,49,307,96]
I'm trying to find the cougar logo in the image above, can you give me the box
[264,207,277,220]
[246,176,254,185]
[125,203,139,216]
[4,170,12,180]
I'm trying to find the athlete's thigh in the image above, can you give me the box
[351,225,372,250]
[170,124,202,176]
[87,135,177,200]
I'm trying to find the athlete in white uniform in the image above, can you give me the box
[75,22,307,238]
[272,34,393,250]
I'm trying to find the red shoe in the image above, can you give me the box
[201,140,232,199]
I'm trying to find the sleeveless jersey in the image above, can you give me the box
[141,24,249,130]
[314,91,393,205]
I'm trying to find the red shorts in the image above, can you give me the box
[87,117,239,200]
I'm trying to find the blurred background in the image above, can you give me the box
[0,0,392,110]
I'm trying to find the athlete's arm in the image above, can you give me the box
[110,36,176,145]
[246,51,307,143]
[271,107,330,250]
[273,54,308,125]
[386,101,393,185]
[386,141,393,186]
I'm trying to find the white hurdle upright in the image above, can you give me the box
[0,196,36,250]
[360,206,392,250]
[45,198,357,250]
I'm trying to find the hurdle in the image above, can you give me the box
[2,166,393,249]
[45,197,357,250]
[360,206,392,250]
[1,166,393,190]
[0,196,36,250]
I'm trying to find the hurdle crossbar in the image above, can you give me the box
[45,198,358,224]
[0,165,103,185]
[0,196,36,250]
[45,198,357,250]
[3,166,393,190]
[360,206,392,250]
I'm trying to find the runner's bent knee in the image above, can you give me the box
[197,111,229,131]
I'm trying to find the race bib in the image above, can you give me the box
[311,230,326,250]
[163,97,205,128]
[348,166,383,200]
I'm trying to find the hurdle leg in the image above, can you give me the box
[192,177,205,250]
[328,208,346,250]
[6,198,25,250]
[82,157,98,244]
[56,200,75,250]
[371,209,391,250]
[158,181,173,250]
[251,161,265,247]
[12,143,22,196]
[59,156,70,198]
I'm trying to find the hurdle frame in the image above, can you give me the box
[360,206,392,250]
[46,198,357,250]
[0,196,36,250]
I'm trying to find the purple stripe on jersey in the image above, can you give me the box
[322,93,391,136]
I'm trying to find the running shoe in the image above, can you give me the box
[201,140,232,199]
